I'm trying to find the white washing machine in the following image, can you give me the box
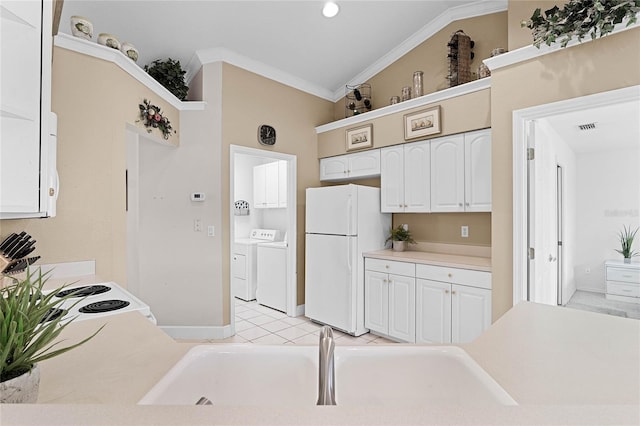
[233,229,278,301]
[256,241,288,312]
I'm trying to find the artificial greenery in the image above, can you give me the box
[385,225,416,244]
[521,0,640,48]
[144,58,189,100]
[0,268,103,382]
[615,225,639,259]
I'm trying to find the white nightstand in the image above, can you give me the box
[605,260,640,304]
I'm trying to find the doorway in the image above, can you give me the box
[229,145,297,336]
[513,85,640,308]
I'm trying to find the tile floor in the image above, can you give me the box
[178,298,397,345]
[565,289,640,320]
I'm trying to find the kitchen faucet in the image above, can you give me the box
[316,325,336,405]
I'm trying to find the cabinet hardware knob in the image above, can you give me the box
[448,273,452,278]
[465,202,469,206]
[404,204,408,208]
[385,265,389,268]
[458,203,463,207]
[445,289,450,294]
[452,290,457,295]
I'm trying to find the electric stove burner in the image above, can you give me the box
[79,299,130,314]
[40,308,66,323]
[56,285,111,298]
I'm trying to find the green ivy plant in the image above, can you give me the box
[521,0,640,48]
[0,268,103,382]
[144,58,189,100]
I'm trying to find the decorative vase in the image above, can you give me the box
[120,42,139,62]
[70,16,93,41]
[624,257,631,264]
[392,241,407,252]
[97,33,121,50]
[412,71,424,98]
[0,364,40,403]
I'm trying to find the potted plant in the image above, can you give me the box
[521,0,640,48]
[385,225,416,252]
[615,225,639,263]
[0,268,103,403]
[144,58,189,100]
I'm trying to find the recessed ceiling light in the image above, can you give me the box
[322,1,339,18]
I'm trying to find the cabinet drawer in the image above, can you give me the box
[606,267,640,284]
[607,281,640,297]
[365,258,415,277]
[415,264,491,290]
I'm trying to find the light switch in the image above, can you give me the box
[208,226,215,237]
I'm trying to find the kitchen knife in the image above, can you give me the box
[0,233,18,252]
[15,244,36,260]
[12,239,35,259]
[5,235,33,259]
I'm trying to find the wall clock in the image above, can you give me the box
[258,124,276,146]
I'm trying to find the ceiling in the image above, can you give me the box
[58,0,496,101]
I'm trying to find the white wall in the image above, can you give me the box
[575,147,640,292]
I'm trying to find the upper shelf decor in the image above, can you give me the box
[345,83,372,118]
[346,124,373,151]
[138,99,175,139]
[521,0,640,48]
[404,106,441,140]
[70,16,93,40]
[144,58,189,101]
[447,30,475,88]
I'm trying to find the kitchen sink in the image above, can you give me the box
[138,344,516,406]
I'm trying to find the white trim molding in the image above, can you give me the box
[512,85,640,306]
[486,13,640,73]
[54,33,206,112]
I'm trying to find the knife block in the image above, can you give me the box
[1,254,15,274]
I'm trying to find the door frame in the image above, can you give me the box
[229,145,297,332]
[512,85,640,305]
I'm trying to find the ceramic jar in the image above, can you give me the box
[70,16,93,40]
[98,33,120,50]
[401,86,412,102]
[390,96,400,105]
[120,42,139,62]
[0,364,40,403]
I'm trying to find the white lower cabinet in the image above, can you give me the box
[415,264,491,344]
[364,259,415,342]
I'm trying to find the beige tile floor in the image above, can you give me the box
[176,298,397,345]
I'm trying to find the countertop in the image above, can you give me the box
[3,303,640,424]
[363,249,492,272]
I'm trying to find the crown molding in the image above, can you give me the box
[316,78,491,134]
[484,13,640,73]
[189,1,507,103]
[54,33,206,111]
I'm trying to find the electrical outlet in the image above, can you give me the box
[461,225,469,238]
[402,224,408,231]
[585,267,591,274]
[194,219,202,232]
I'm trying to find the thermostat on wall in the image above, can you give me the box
[191,192,206,201]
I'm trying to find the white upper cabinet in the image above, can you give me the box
[253,161,286,209]
[1,0,56,218]
[320,149,380,181]
[277,160,287,208]
[380,140,430,213]
[431,129,491,212]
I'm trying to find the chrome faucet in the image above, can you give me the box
[316,325,336,405]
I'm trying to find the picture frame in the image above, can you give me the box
[404,106,441,140]
[345,124,373,151]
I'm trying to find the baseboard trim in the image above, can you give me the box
[160,324,233,340]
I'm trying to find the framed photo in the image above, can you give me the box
[346,124,373,151]
[404,106,441,140]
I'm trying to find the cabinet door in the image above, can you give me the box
[320,156,349,181]
[415,279,451,344]
[253,164,266,208]
[278,160,287,208]
[451,284,491,343]
[348,149,380,179]
[430,135,464,212]
[464,130,491,212]
[264,161,279,207]
[364,270,389,334]
[403,140,430,213]
[380,146,404,212]
[388,274,416,342]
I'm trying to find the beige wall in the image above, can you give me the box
[1,47,180,286]
[333,12,508,120]
[490,26,640,321]
[217,63,334,321]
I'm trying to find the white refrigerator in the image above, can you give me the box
[305,184,390,336]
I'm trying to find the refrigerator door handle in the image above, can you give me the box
[347,238,352,272]
[347,196,353,235]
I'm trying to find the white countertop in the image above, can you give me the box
[3,302,639,424]
[363,249,492,272]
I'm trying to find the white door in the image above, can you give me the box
[380,146,404,212]
[306,185,356,235]
[388,274,416,342]
[431,135,464,212]
[305,234,357,332]
[404,140,431,213]
[451,284,491,343]
[464,130,492,212]
[415,279,451,344]
[364,270,388,334]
